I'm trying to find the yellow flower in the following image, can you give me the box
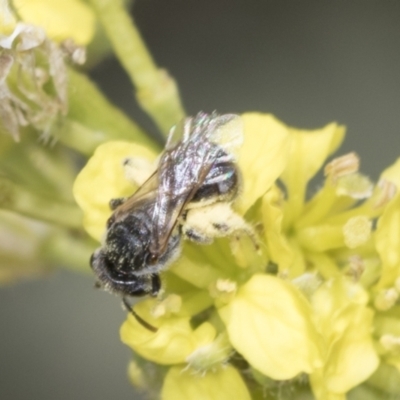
[120,296,218,366]
[218,274,322,380]
[73,112,400,398]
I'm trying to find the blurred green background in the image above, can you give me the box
[1,1,400,399]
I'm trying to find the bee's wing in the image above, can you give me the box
[113,171,159,221]
[149,113,243,256]
[166,112,243,157]
[203,113,243,160]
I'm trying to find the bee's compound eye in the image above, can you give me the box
[145,253,158,266]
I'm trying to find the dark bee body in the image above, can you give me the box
[91,212,177,297]
[91,157,238,297]
[90,113,243,302]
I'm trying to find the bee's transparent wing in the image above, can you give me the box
[166,112,243,157]
[165,116,192,150]
[149,113,243,256]
[206,113,243,160]
[113,171,159,221]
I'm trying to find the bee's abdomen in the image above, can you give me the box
[191,160,239,203]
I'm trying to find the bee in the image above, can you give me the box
[90,113,255,330]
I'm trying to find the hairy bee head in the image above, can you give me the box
[90,215,182,297]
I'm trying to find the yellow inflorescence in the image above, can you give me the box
[74,113,400,399]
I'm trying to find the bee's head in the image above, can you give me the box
[90,247,153,297]
[89,215,182,297]
[104,218,150,270]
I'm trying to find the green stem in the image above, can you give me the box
[67,68,159,152]
[0,177,82,228]
[54,119,108,156]
[88,0,185,135]
[1,136,73,201]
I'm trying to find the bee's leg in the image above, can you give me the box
[109,197,127,210]
[122,297,158,333]
[150,274,162,296]
[122,156,158,186]
[182,203,259,250]
[182,226,213,244]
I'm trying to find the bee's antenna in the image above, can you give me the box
[122,297,158,333]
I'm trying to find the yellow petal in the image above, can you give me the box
[14,0,95,45]
[170,248,225,290]
[324,306,378,392]
[281,123,345,228]
[170,237,245,290]
[375,191,400,289]
[286,237,308,278]
[127,360,146,390]
[310,279,379,396]
[311,278,369,334]
[218,274,321,380]
[261,186,294,272]
[373,157,400,288]
[305,252,340,280]
[380,157,400,190]
[310,371,347,400]
[186,332,234,372]
[161,365,251,400]
[296,172,373,230]
[236,113,291,214]
[73,141,157,241]
[120,298,216,365]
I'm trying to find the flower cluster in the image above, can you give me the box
[74,113,400,399]
[2,0,400,399]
